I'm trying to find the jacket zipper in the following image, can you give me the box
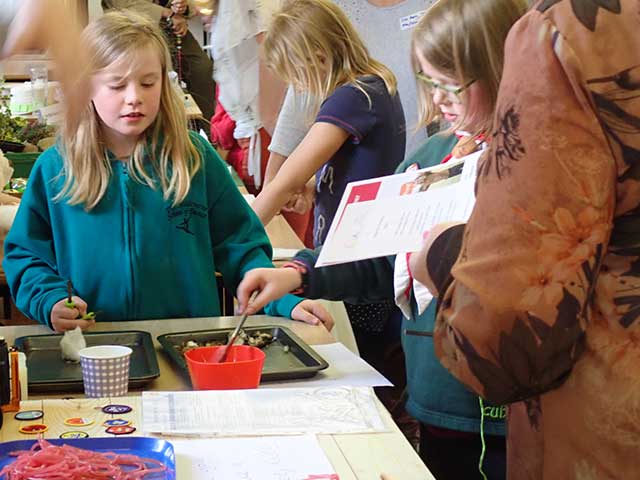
[122,162,135,318]
[405,329,433,337]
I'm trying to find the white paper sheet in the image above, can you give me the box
[261,342,392,389]
[171,435,336,480]
[142,387,387,436]
[272,247,301,261]
[316,149,483,267]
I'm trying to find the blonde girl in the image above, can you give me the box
[250,0,406,357]
[240,0,528,478]
[3,11,332,333]
[251,0,406,242]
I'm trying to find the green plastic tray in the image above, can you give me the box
[5,152,39,178]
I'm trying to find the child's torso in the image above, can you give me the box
[313,75,406,246]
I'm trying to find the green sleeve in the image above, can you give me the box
[3,152,69,328]
[197,134,302,318]
[293,248,394,304]
[286,133,458,305]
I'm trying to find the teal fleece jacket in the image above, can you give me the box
[293,134,506,435]
[3,133,302,326]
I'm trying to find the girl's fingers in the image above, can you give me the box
[53,317,94,332]
[295,308,320,326]
[71,296,88,316]
[245,287,273,315]
[56,305,80,320]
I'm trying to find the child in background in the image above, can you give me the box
[251,0,406,366]
[238,0,528,478]
[3,11,333,333]
[251,0,405,235]
[210,86,268,196]
[210,86,313,245]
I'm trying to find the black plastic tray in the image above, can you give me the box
[14,330,160,393]
[157,325,328,382]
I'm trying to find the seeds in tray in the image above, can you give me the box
[177,330,275,355]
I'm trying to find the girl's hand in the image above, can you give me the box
[291,300,335,332]
[291,300,334,330]
[50,296,95,333]
[282,183,315,215]
[237,267,303,315]
[409,221,464,294]
[282,192,304,213]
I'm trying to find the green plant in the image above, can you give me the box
[18,122,55,146]
[0,109,27,143]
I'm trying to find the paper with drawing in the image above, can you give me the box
[171,435,335,479]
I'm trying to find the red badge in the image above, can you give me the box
[19,424,48,435]
[64,417,94,427]
[105,425,136,435]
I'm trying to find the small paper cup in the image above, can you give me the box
[79,345,132,398]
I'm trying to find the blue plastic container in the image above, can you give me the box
[0,436,176,478]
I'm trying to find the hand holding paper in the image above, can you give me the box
[315,150,482,267]
[410,221,465,294]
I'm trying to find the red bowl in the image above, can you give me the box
[184,345,265,390]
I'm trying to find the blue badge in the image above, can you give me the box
[102,404,132,415]
[14,410,44,421]
[103,418,131,427]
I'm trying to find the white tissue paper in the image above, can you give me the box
[0,149,14,187]
[60,326,87,363]
[0,150,18,242]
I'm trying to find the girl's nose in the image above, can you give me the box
[432,87,448,107]
[124,84,142,105]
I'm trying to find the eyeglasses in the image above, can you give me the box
[415,71,475,102]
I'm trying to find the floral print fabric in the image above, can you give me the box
[428,1,640,478]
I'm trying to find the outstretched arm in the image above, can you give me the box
[252,122,348,225]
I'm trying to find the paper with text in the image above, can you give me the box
[315,150,482,267]
[143,386,387,436]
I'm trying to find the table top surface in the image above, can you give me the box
[0,316,433,479]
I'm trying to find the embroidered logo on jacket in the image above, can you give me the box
[166,202,207,235]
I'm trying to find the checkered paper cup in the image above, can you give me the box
[79,345,132,398]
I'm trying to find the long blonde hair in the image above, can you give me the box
[263,0,397,115]
[412,0,528,137]
[57,11,201,209]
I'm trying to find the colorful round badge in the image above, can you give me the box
[14,410,44,421]
[64,417,94,427]
[103,418,131,427]
[105,425,136,435]
[102,404,132,415]
[60,431,90,439]
[19,424,48,435]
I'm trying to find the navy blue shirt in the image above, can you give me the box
[313,75,405,247]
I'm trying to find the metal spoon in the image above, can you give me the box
[211,290,258,364]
